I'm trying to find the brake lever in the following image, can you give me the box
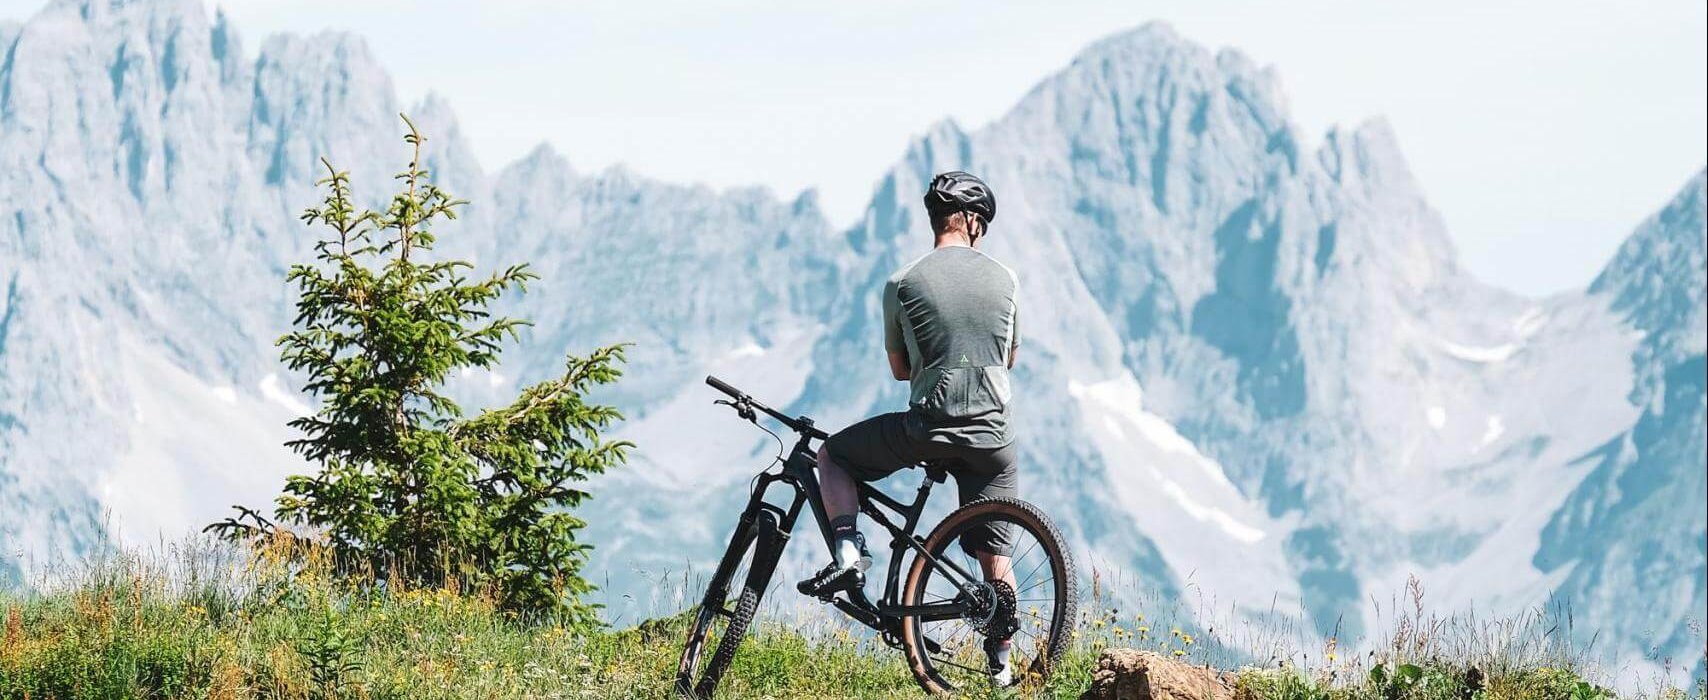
[713,398,758,423]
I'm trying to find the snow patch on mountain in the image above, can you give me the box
[1071,375,1270,544]
[102,337,301,547]
[1439,339,1519,363]
[1477,415,1504,450]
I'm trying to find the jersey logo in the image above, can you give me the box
[959,354,970,365]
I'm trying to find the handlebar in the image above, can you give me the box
[705,375,829,441]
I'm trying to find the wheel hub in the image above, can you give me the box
[960,581,999,633]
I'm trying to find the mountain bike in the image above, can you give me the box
[675,376,1078,697]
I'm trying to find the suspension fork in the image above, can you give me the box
[705,461,809,609]
[742,510,788,598]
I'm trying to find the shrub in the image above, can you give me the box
[211,115,629,626]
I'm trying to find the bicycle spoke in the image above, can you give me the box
[934,620,974,650]
[1011,556,1052,590]
[1002,535,1041,581]
[929,653,994,677]
[1017,551,1051,591]
[1016,582,1056,608]
[1016,563,1053,595]
[1001,550,1029,583]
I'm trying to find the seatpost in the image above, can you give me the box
[914,473,937,501]
[911,464,947,511]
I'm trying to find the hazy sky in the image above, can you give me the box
[4,0,1704,295]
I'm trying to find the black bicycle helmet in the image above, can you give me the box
[923,170,996,225]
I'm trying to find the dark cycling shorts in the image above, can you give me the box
[822,412,1018,556]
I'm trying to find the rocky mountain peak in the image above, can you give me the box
[1590,170,1707,345]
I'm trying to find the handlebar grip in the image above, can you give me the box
[705,375,743,399]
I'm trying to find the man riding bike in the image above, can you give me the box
[800,170,1024,685]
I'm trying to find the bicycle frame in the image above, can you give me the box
[728,429,989,646]
[687,375,1074,696]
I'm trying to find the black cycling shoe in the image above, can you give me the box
[797,562,866,599]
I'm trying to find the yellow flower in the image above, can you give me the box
[1173,649,1186,657]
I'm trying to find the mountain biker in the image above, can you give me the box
[801,170,1023,684]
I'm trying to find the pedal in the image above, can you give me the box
[797,563,866,600]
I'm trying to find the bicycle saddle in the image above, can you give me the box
[921,460,953,483]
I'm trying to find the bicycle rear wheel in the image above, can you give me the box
[675,510,778,698]
[899,497,1078,695]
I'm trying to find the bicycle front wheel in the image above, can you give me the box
[675,509,778,698]
[899,497,1078,695]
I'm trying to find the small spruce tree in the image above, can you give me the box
[213,115,629,625]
